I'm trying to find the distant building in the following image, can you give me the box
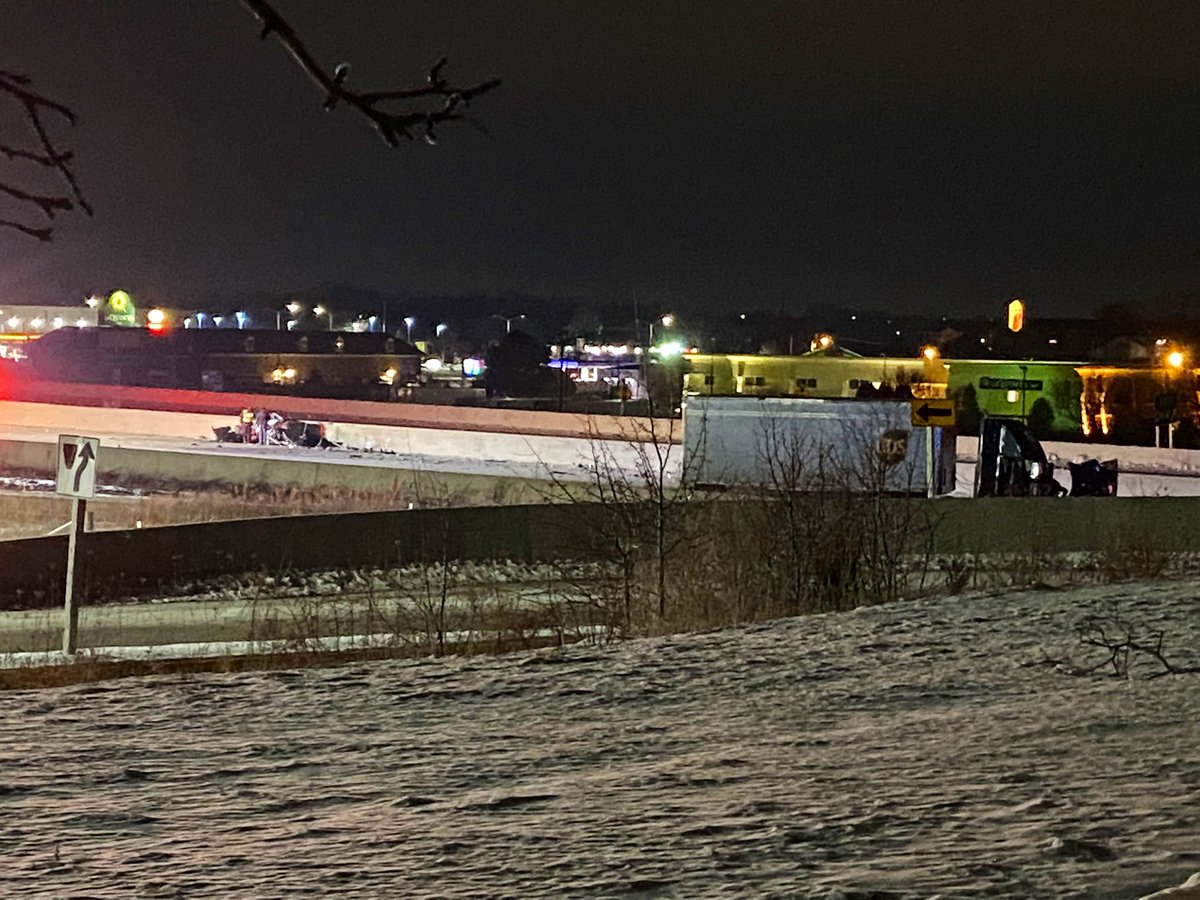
[683,352,1085,438]
[0,304,99,360]
[26,327,420,400]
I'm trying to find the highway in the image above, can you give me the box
[3,394,1200,499]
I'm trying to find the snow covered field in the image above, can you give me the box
[3,579,1198,897]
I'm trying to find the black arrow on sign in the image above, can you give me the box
[916,403,953,421]
[73,441,95,493]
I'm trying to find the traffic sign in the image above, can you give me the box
[56,435,99,498]
[911,399,956,428]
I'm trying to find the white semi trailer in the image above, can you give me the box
[682,396,956,496]
[684,396,1118,498]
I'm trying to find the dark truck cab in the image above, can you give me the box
[975,417,1117,497]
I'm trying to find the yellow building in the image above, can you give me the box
[683,351,947,399]
[682,352,1086,437]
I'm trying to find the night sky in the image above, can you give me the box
[3,1,1198,317]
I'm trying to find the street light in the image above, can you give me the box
[649,313,675,346]
[313,305,333,331]
[234,310,248,329]
[277,302,302,330]
[811,332,835,352]
[404,316,415,343]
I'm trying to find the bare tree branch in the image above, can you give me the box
[1040,612,1200,679]
[0,68,90,241]
[0,217,52,241]
[2,2,499,241]
[242,0,500,147]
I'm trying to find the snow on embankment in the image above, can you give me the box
[2,579,1199,896]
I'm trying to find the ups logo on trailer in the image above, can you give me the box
[876,429,910,466]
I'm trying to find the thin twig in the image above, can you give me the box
[0,217,52,241]
[242,0,500,147]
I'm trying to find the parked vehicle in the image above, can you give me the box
[684,398,1118,499]
[974,417,1117,497]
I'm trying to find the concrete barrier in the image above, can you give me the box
[0,503,591,609]
[0,398,681,473]
[0,437,559,512]
[4,496,1200,610]
[955,434,1200,475]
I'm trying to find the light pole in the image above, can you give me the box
[491,313,525,334]
[1019,364,1028,421]
[404,316,415,343]
[278,301,302,331]
[314,305,332,331]
[1161,349,1186,448]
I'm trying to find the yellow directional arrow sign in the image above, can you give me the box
[911,398,956,428]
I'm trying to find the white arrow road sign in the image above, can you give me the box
[56,435,100,499]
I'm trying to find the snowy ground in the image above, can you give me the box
[2,579,1198,897]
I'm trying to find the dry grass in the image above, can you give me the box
[0,632,579,691]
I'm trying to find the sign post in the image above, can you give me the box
[911,400,956,499]
[56,435,99,655]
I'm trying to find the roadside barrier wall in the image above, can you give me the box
[0,438,556,509]
[0,504,587,609]
[0,400,676,472]
[4,497,1200,610]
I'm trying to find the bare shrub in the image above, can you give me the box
[549,414,706,636]
[1041,611,1200,679]
[556,401,942,635]
[1093,530,1171,583]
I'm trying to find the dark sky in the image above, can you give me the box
[3,1,1199,317]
